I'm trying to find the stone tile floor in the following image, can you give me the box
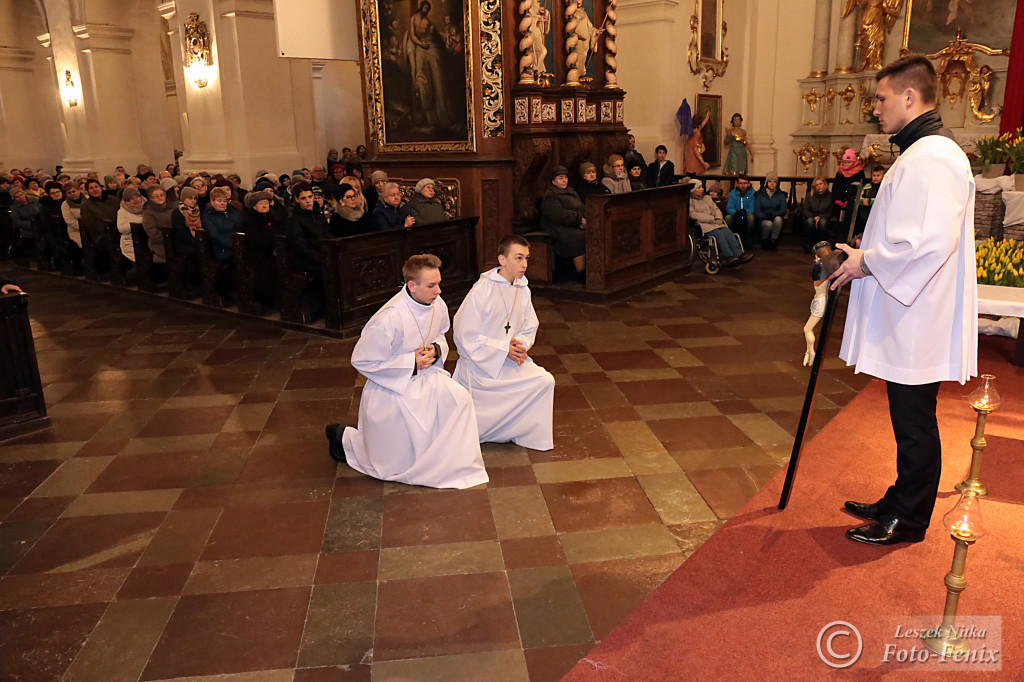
[0,247,871,681]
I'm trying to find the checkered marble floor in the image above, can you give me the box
[0,247,871,681]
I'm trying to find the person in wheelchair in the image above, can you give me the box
[689,179,753,268]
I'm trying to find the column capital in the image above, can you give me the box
[73,23,136,54]
[158,1,178,22]
[0,47,35,72]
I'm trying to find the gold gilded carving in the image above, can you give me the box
[802,88,822,112]
[541,102,557,121]
[794,143,818,173]
[481,0,504,137]
[927,36,1007,124]
[586,103,597,122]
[687,0,729,91]
[183,12,213,87]
[600,101,612,122]
[823,86,838,125]
[841,0,903,72]
[615,100,623,121]
[817,145,830,169]
[531,97,543,123]
[839,85,857,125]
[578,99,587,122]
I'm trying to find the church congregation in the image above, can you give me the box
[3,0,1022,677]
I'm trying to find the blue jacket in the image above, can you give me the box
[754,187,788,221]
[200,205,243,261]
[370,200,409,231]
[11,199,40,238]
[726,188,756,216]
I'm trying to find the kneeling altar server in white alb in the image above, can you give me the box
[326,254,488,489]
[453,235,555,450]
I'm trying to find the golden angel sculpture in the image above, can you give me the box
[842,0,903,72]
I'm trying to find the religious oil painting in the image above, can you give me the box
[904,0,1015,54]
[695,93,722,168]
[362,0,475,151]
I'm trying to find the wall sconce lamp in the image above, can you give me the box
[62,69,78,107]
[183,12,214,88]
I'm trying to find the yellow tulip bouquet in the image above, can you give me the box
[976,237,1024,288]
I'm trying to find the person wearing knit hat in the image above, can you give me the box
[690,178,752,267]
[365,170,388,210]
[244,189,274,210]
[754,170,788,250]
[178,186,197,202]
[540,165,586,273]
[160,177,178,199]
[405,178,448,225]
[116,185,146,264]
[832,147,865,237]
[253,177,276,193]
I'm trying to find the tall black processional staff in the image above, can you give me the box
[777,182,864,510]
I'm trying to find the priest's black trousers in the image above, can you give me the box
[882,380,943,531]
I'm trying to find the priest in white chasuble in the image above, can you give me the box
[453,235,555,451]
[326,254,488,489]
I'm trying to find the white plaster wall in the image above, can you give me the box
[317,60,367,154]
[0,4,64,172]
[616,0,753,168]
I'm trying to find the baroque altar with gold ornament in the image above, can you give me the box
[790,0,1009,178]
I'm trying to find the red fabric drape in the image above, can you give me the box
[999,0,1024,133]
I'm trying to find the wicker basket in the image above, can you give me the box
[975,192,1005,240]
[1003,224,1024,242]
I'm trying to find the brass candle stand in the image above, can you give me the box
[955,374,1000,498]
[921,490,987,657]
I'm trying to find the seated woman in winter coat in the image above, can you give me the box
[539,165,587,273]
[403,178,449,225]
[801,177,833,249]
[116,186,146,265]
[575,161,610,200]
[600,154,632,194]
[329,183,373,237]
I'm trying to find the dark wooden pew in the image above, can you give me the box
[231,232,263,315]
[129,224,157,292]
[158,225,197,300]
[105,223,128,286]
[582,184,693,297]
[194,228,227,307]
[272,234,310,323]
[0,291,49,440]
[79,225,105,281]
[319,217,479,334]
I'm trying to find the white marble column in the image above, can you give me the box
[40,0,93,173]
[744,0,779,174]
[834,1,857,73]
[160,0,234,175]
[809,0,832,77]
[72,23,149,171]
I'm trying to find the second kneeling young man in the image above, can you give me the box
[453,236,555,451]
[326,254,488,489]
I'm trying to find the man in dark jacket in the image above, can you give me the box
[285,182,330,321]
[646,145,676,188]
[370,183,415,231]
[753,172,788,250]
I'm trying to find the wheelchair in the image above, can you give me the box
[689,221,746,275]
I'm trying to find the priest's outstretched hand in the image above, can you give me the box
[507,338,528,366]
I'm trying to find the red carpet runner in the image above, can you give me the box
[565,337,1024,680]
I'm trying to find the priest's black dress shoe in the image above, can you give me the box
[844,499,888,522]
[846,516,925,546]
[325,423,346,463]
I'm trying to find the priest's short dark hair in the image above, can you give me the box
[876,54,937,105]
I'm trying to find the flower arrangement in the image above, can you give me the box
[973,132,1009,173]
[1004,129,1024,175]
[976,238,1024,288]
